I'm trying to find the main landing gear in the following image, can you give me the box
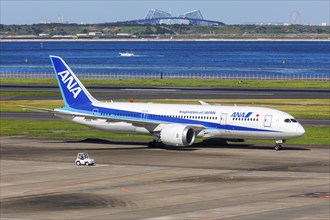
[274,140,285,151]
[148,141,165,148]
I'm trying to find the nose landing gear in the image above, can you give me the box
[275,140,285,151]
[275,144,283,151]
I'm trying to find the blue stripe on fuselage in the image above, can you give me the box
[58,104,278,133]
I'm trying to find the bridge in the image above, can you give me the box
[113,9,224,26]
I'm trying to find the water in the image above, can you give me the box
[0,41,329,78]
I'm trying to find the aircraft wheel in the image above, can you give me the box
[156,142,165,148]
[148,141,164,148]
[148,142,156,148]
[275,144,283,151]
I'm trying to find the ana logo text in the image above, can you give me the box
[230,112,253,118]
[57,70,82,99]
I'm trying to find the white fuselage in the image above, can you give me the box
[55,101,305,141]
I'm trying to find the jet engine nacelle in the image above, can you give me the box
[160,125,195,147]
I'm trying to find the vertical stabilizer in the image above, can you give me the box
[50,55,96,107]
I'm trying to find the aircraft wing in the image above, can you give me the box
[20,105,205,132]
[53,109,205,132]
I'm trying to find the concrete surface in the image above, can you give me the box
[1,137,329,220]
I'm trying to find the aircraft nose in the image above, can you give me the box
[296,124,305,137]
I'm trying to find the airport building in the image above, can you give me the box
[113,9,224,26]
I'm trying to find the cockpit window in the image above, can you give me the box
[284,118,298,123]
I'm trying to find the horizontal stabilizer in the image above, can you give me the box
[19,105,55,113]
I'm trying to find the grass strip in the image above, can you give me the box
[0,119,329,146]
[1,91,61,97]
[246,126,330,146]
[1,78,329,89]
[1,100,64,112]
[0,119,149,140]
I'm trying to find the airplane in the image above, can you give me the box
[34,55,305,150]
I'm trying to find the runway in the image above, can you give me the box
[1,137,329,220]
[2,84,329,100]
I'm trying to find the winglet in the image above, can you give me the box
[50,55,96,107]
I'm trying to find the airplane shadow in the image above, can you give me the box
[66,138,146,146]
[51,138,311,152]
[67,138,198,151]
[50,138,148,151]
[192,140,311,151]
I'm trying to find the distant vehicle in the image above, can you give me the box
[119,52,134,57]
[75,152,95,166]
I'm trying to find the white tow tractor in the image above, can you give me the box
[75,152,95,166]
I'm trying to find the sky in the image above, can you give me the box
[1,0,329,25]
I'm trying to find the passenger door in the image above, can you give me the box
[141,110,148,120]
[220,113,227,125]
[92,108,99,115]
[264,115,272,127]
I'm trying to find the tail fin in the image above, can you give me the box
[50,55,96,107]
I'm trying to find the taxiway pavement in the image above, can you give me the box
[1,137,329,220]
